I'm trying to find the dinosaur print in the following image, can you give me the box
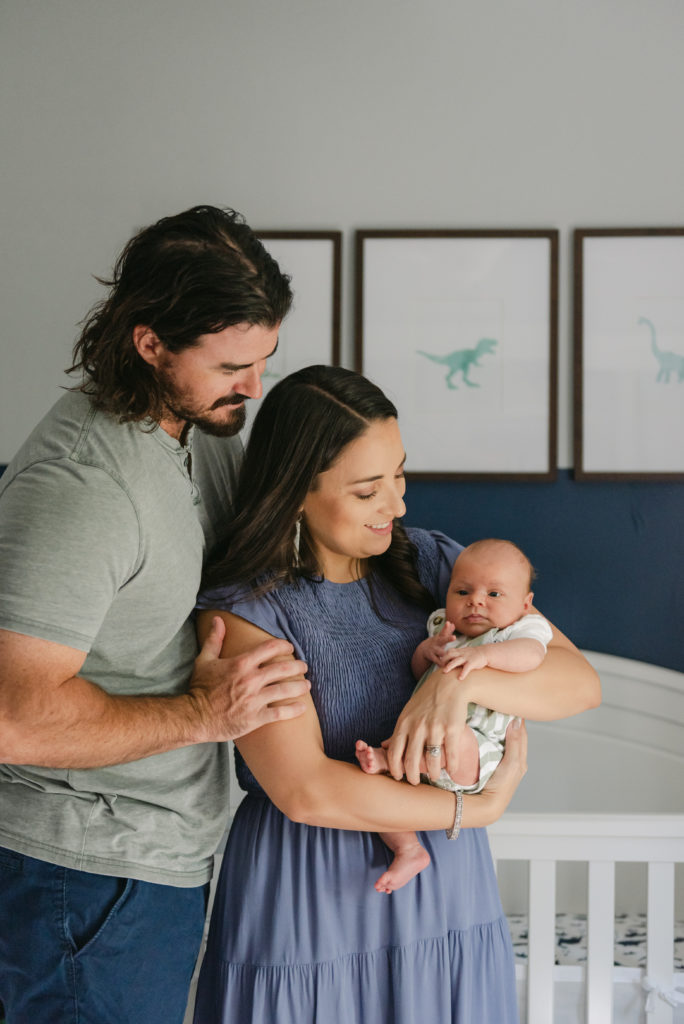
[417,338,497,389]
[639,316,684,382]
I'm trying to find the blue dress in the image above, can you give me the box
[193,530,518,1023]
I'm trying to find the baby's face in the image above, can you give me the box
[445,547,533,637]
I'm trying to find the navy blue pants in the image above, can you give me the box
[0,847,208,1024]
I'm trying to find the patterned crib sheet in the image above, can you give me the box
[506,913,684,970]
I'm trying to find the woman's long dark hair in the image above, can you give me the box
[204,365,436,612]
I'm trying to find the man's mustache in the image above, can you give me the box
[211,393,249,410]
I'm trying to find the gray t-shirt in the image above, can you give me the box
[0,391,242,886]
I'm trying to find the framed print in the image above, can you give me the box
[574,228,684,480]
[247,231,342,432]
[355,230,558,479]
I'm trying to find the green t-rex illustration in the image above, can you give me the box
[639,316,684,382]
[417,338,497,389]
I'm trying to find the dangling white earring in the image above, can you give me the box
[293,515,302,568]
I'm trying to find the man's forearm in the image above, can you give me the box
[0,619,310,770]
[1,672,205,768]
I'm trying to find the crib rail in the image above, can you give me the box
[488,813,684,1024]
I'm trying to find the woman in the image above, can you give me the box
[193,365,599,1023]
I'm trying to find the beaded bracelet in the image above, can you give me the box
[445,789,463,840]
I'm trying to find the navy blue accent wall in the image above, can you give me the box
[404,470,683,672]
[2,464,681,671]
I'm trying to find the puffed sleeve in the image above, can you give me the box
[196,582,307,662]
[405,527,463,603]
[430,530,463,595]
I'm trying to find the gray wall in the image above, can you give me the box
[2,0,684,462]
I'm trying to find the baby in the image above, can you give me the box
[356,538,552,894]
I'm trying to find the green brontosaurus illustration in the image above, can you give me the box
[417,338,497,389]
[639,316,684,382]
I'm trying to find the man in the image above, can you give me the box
[0,206,310,1023]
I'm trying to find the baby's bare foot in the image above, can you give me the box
[375,844,431,894]
[355,739,389,775]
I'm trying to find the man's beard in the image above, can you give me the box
[187,400,247,438]
[157,372,248,438]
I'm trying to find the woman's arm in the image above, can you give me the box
[386,614,600,785]
[198,609,527,832]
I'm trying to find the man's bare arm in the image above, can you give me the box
[0,621,309,769]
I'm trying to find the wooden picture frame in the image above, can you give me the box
[355,230,558,479]
[574,228,684,480]
[248,231,342,431]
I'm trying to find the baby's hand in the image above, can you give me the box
[422,621,458,668]
[443,646,490,680]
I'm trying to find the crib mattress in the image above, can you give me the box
[507,912,684,970]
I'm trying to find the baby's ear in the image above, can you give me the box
[523,591,534,612]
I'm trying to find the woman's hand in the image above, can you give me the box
[473,717,528,823]
[457,718,528,829]
[388,614,599,788]
[386,669,471,785]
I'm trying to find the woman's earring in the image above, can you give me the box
[293,515,302,568]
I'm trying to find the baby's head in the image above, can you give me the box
[445,538,536,638]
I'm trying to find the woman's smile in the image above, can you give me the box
[367,521,393,535]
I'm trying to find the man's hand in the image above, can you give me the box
[385,668,471,785]
[188,616,310,742]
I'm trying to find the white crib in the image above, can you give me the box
[489,651,684,1024]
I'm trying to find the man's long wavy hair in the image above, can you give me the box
[203,365,436,613]
[68,206,292,422]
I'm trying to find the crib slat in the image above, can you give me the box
[586,860,615,1024]
[527,859,556,1024]
[647,861,675,1024]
